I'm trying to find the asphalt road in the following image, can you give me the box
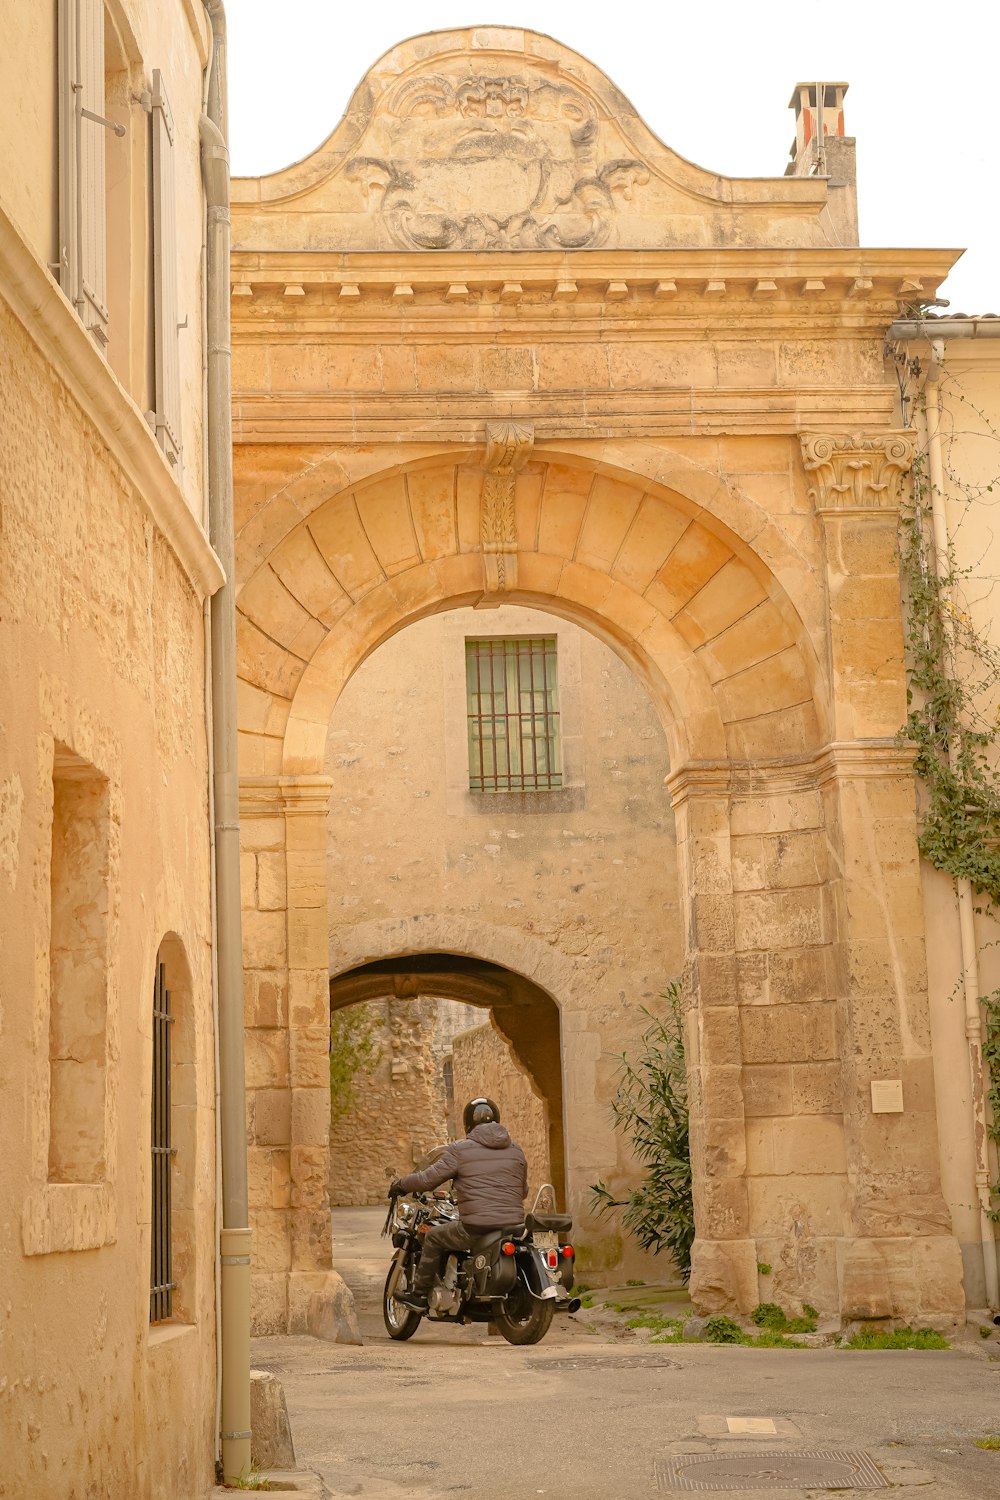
[253,1312,1000,1500]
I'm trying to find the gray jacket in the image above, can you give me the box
[396,1123,528,1229]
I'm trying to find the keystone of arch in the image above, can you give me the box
[236,438,819,638]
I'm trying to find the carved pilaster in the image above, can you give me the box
[481,421,533,592]
[800,432,913,514]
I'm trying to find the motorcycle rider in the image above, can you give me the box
[389,1096,528,1314]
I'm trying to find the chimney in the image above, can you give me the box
[786,82,849,176]
[785,82,858,246]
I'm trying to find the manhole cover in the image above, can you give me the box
[531,1354,678,1372]
[655,1450,888,1492]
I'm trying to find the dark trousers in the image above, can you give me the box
[412,1221,473,1297]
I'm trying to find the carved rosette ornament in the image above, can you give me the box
[481,421,534,592]
[800,433,914,513]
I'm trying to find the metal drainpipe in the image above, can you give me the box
[200,0,252,1480]
[923,338,1000,1309]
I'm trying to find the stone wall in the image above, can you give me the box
[452,1022,550,1204]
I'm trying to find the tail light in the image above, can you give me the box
[501,1241,516,1256]
[546,1249,559,1269]
[561,1244,574,1259]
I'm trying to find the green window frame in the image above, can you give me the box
[465,636,562,793]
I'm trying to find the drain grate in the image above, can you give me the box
[655,1450,888,1492]
[530,1354,678,1372]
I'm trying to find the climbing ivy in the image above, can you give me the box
[896,366,1000,1214]
[329,1003,382,1124]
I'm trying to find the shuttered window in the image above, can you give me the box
[57,0,110,348]
[151,70,182,473]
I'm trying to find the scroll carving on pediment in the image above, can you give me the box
[480,422,533,593]
[800,433,914,513]
[346,69,649,251]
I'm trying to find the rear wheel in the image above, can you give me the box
[383,1259,422,1341]
[493,1280,555,1346]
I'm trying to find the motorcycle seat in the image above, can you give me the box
[526,1212,572,1234]
[467,1225,525,1252]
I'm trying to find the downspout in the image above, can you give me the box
[200,0,252,1481]
[923,336,1000,1310]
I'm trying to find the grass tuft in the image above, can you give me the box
[842,1325,949,1351]
[751,1302,817,1335]
[975,1435,1000,1450]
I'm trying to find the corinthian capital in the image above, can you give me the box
[800,432,913,513]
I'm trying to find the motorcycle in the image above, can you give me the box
[380,1180,580,1345]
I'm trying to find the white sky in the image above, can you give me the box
[228,0,997,314]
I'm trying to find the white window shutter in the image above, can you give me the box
[58,0,109,348]
[151,69,182,473]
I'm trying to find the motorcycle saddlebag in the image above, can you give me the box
[470,1241,518,1298]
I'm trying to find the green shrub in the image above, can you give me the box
[756,1262,773,1276]
[705,1316,745,1344]
[975,1435,1000,1450]
[751,1302,786,1330]
[590,983,694,1280]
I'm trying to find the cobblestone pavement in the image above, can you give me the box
[253,1310,1000,1500]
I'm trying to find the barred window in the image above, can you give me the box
[466,637,562,792]
[150,960,175,1322]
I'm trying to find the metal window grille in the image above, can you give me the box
[466,637,562,792]
[150,961,175,1322]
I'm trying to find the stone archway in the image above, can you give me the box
[233,27,965,1335]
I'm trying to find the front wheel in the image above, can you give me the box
[493,1281,555,1346]
[383,1260,421,1341]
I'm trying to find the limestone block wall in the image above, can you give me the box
[452,1022,550,1201]
[0,1,221,1491]
[0,290,217,1497]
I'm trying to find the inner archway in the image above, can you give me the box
[329,953,566,1208]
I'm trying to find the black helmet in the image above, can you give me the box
[463,1096,500,1133]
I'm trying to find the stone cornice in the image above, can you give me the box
[229,247,957,320]
[0,198,224,599]
[800,432,914,514]
[666,741,917,807]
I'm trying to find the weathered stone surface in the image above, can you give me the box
[250,1370,296,1471]
[689,1238,759,1315]
[306,1272,363,1345]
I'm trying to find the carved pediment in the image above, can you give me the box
[346,68,648,251]
[232,30,851,254]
